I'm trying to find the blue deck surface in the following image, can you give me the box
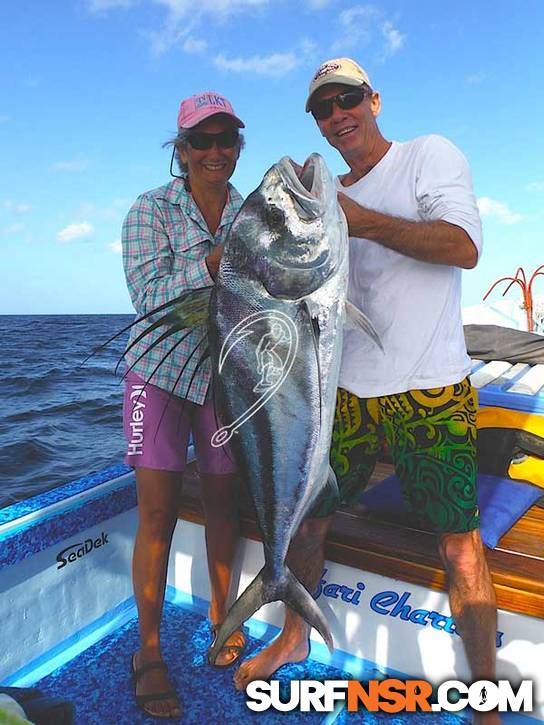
[35,600,468,725]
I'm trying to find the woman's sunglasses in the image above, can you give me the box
[310,87,369,121]
[187,129,239,150]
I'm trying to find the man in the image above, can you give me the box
[235,57,498,723]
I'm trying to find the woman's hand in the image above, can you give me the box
[205,244,224,280]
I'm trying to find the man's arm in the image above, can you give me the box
[338,191,478,270]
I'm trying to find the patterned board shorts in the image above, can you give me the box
[313,377,480,533]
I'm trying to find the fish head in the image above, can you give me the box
[228,153,346,300]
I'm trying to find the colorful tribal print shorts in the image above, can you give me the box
[314,377,480,533]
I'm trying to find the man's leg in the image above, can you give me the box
[234,514,333,690]
[439,529,500,725]
[384,379,498,723]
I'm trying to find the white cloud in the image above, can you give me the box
[527,181,544,192]
[109,239,123,254]
[57,222,94,242]
[466,72,487,85]
[3,200,31,214]
[477,197,524,225]
[73,198,129,222]
[331,5,405,60]
[182,36,207,53]
[155,0,268,18]
[2,223,26,236]
[381,20,406,58]
[148,0,270,54]
[300,36,318,59]
[306,0,334,7]
[102,198,131,220]
[214,51,297,78]
[51,159,89,172]
[213,37,316,78]
[86,0,140,12]
[332,4,378,51]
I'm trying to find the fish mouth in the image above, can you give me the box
[273,250,330,272]
[276,154,329,221]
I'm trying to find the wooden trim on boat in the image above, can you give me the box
[178,462,544,620]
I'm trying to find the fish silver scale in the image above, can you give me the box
[207,154,349,661]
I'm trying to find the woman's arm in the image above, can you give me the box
[122,194,214,315]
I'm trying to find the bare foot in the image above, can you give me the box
[132,651,181,719]
[234,634,309,690]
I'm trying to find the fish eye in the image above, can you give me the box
[266,206,285,229]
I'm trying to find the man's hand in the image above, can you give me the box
[337,191,372,230]
[205,244,223,280]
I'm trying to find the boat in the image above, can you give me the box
[1,346,543,722]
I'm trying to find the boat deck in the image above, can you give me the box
[32,596,468,724]
[179,462,544,620]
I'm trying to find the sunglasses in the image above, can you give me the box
[186,129,239,150]
[310,87,369,121]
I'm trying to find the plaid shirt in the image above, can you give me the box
[122,177,244,404]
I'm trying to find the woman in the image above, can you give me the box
[122,91,246,719]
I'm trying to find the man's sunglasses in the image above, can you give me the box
[186,129,239,150]
[310,87,369,121]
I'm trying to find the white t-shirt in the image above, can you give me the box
[337,134,483,398]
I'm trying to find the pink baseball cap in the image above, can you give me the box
[177,91,245,130]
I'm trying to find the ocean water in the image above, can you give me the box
[0,314,133,509]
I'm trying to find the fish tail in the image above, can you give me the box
[208,569,265,665]
[207,565,333,665]
[282,566,334,654]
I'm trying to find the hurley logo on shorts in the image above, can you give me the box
[56,532,109,570]
[128,384,146,456]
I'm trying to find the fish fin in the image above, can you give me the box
[207,565,333,665]
[79,287,212,369]
[208,568,266,664]
[323,465,339,497]
[283,566,334,653]
[303,300,323,432]
[344,300,383,351]
[119,325,192,377]
[163,287,213,329]
[152,335,209,441]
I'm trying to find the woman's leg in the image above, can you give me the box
[123,371,193,715]
[200,471,240,621]
[132,467,182,718]
[193,400,243,665]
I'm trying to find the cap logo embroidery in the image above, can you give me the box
[195,93,228,109]
[313,62,341,80]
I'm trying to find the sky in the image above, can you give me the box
[1,0,543,314]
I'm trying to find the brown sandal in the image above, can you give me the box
[131,655,181,720]
[208,624,247,668]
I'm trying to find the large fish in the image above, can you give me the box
[205,154,379,662]
[113,153,380,661]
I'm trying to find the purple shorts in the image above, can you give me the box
[123,371,237,475]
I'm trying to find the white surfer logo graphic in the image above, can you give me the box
[211,311,298,447]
